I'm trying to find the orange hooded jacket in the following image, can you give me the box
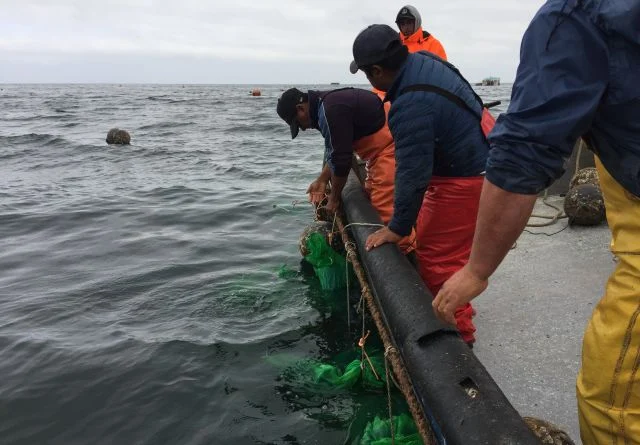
[372,28,447,99]
[400,27,447,60]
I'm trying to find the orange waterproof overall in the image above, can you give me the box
[352,103,416,253]
[415,176,483,344]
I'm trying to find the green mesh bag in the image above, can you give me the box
[277,264,299,280]
[304,232,352,290]
[313,356,385,390]
[359,413,423,445]
[267,352,386,393]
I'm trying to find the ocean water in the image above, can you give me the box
[0,83,512,445]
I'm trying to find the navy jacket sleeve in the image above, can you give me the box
[387,93,435,237]
[318,102,354,177]
[486,1,609,194]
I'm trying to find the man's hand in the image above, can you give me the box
[325,196,340,214]
[433,265,488,325]
[365,226,402,251]
[307,179,328,205]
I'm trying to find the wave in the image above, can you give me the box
[137,121,196,131]
[0,133,68,147]
[5,114,76,123]
[146,95,171,102]
[224,122,282,134]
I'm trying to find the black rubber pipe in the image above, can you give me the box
[341,173,539,445]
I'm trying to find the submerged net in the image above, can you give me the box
[313,355,385,391]
[304,232,352,290]
[358,413,423,445]
[269,351,386,394]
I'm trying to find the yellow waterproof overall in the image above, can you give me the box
[577,157,640,444]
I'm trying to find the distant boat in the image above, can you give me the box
[481,77,500,86]
[330,82,340,85]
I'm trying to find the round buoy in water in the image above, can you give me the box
[569,167,599,189]
[564,184,605,226]
[251,89,261,97]
[106,128,131,145]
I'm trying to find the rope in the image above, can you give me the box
[273,204,292,213]
[385,346,397,445]
[346,246,351,330]
[342,234,379,382]
[344,241,357,331]
[310,203,326,221]
[524,224,570,237]
[291,199,313,207]
[526,189,566,228]
[525,139,586,229]
[342,222,385,231]
[336,215,436,445]
[575,139,584,174]
[358,330,381,381]
[349,244,380,382]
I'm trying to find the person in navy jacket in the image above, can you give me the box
[431,1,640,442]
[350,24,490,346]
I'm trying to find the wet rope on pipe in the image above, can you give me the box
[336,213,437,445]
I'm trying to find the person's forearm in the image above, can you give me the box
[318,164,331,182]
[467,179,538,280]
[329,174,349,202]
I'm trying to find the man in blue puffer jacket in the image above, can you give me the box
[350,24,490,346]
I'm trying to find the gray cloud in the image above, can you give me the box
[0,0,544,83]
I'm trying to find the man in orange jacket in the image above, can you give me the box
[371,5,446,100]
[395,5,447,60]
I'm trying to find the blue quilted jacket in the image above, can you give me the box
[384,52,490,236]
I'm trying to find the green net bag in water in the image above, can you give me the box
[304,232,352,290]
[267,352,386,394]
[359,413,423,445]
[313,356,385,391]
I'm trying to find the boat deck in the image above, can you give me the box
[473,196,613,444]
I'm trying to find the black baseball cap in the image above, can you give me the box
[349,24,403,74]
[276,88,306,139]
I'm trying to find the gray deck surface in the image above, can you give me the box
[473,196,614,444]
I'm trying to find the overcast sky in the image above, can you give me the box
[0,0,544,84]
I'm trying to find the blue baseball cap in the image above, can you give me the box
[349,24,403,74]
